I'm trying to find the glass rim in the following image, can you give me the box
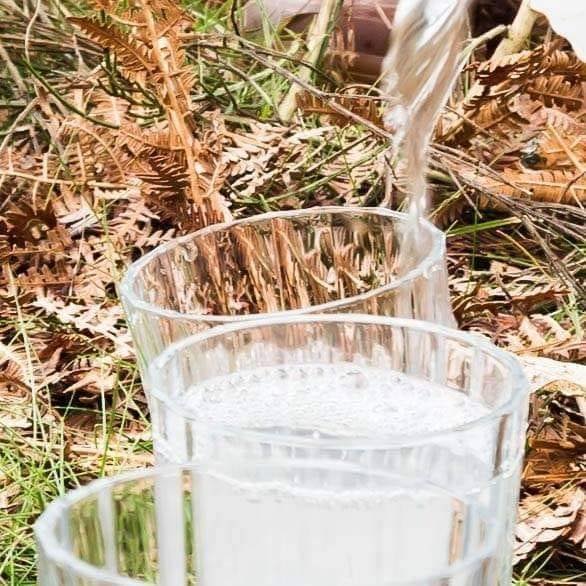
[119,206,447,323]
[35,467,157,585]
[35,462,499,585]
[150,314,528,449]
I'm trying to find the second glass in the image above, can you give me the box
[120,206,454,388]
[148,314,529,585]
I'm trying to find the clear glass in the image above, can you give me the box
[37,462,506,586]
[149,315,529,585]
[120,207,454,386]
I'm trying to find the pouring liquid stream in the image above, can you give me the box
[382,0,470,273]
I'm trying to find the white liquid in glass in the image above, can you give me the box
[193,470,493,586]
[154,364,517,584]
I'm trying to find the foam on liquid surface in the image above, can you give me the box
[177,363,488,437]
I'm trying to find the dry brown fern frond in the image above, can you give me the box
[66,0,231,223]
[58,121,131,184]
[543,49,586,78]
[438,43,586,147]
[68,17,155,77]
[141,151,190,194]
[443,99,534,145]
[526,75,584,110]
[459,168,586,206]
[530,107,586,135]
[297,88,384,127]
[515,486,585,565]
[474,46,546,89]
[514,378,586,565]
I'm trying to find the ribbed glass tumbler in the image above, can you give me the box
[120,207,454,389]
[33,462,499,586]
[146,315,528,585]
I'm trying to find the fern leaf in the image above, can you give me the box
[544,50,586,78]
[68,17,154,74]
[526,76,584,110]
[141,152,190,192]
[296,91,383,127]
[460,168,586,206]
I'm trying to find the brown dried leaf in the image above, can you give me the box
[297,88,384,127]
[459,168,586,205]
[515,487,585,564]
[68,17,155,75]
[437,43,585,148]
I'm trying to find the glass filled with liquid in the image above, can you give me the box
[35,462,501,585]
[146,314,528,585]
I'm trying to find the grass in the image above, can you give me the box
[1,428,70,583]
[0,346,151,584]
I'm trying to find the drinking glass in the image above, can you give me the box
[148,314,528,584]
[119,207,454,389]
[36,462,504,585]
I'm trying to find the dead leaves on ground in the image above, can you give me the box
[437,45,585,149]
[515,487,585,565]
[459,168,585,206]
[514,381,586,568]
[297,87,385,128]
[451,259,584,362]
[435,42,586,215]
[296,40,586,210]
